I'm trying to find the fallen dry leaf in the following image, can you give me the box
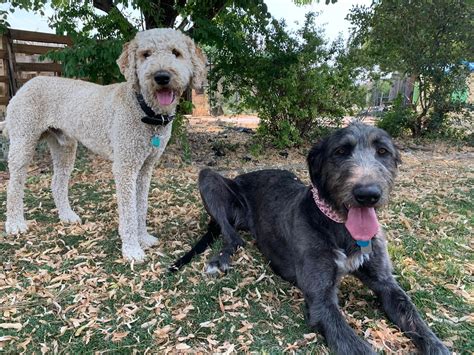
[111,331,129,343]
[0,323,22,331]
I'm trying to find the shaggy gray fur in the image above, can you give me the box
[173,123,449,354]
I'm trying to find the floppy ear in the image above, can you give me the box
[185,37,207,89]
[307,139,326,187]
[393,144,402,167]
[117,39,139,90]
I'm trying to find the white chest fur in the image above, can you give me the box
[334,249,370,274]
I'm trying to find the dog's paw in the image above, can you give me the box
[5,219,28,235]
[205,252,231,275]
[422,340,450,355]
[139,233,159,249]
[122,244,146,263]
[59,210,81,224]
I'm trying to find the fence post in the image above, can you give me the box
[5,30,18,97]
[0,116,7,166]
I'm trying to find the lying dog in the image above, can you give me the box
[2,28,206,262]
[172,123,449,354]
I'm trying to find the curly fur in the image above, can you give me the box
[3,28,207,262]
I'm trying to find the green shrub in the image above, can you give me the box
[376,96,416,137]
[210,12,364,148]
[170,100,194,164]
[256,120,302,149]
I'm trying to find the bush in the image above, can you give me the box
[170,100,194,164]
[376,96,416,137]
[256,120,302,149]
[210,12,364,148]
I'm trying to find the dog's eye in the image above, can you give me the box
[335,147,347,156]
[142,51,151,59]
[172,49,182,58]
[377,147,388,155]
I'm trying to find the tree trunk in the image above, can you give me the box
[93,0,113,12]
[143,0,188,29]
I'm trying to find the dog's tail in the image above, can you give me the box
[169,220,221,272]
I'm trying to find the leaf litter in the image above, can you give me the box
[0,119,472,353]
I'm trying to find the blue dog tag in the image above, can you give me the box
[357,240,372,254]
[151,135,161,147]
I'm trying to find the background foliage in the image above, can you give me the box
[376,95,415,138]
[348,0,473,137]
[1,0,473,142]
[2,0,364,148]
[208,12,365,147]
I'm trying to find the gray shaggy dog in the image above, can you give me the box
[172,123,449,354]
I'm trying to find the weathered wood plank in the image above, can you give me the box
[13,43,64,55]
[16,62,62,72]
[9,29,72,46]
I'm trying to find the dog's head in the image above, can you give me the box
[307,123,401,215]
[117,28,207,115]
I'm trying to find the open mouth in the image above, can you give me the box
[344,205,380,241]
[155,89,176,106]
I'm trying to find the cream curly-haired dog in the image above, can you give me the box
[1,28,206,262]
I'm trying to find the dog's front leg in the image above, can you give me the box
[136,159,159,249]
[297,253,376,355]
[113,163,145,262]
[354,261,450,354]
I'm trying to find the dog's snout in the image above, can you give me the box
[154,71,171,85]
[353,184,382,206]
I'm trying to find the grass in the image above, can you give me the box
[0,128,473,353]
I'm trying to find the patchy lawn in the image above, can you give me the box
[0,121,473,353]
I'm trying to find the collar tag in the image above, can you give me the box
[357,240,372,254]
[151,135,161,147]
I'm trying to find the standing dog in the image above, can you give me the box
[172,123,449,354]
[2,28,206,262]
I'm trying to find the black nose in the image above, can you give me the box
[154,71,171,85]
[353,184,382,206]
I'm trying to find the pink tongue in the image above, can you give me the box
[156,90,174,105]
[345,207,379,241]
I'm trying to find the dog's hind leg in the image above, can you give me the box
[45,132,81,224]
[170,219,221,271]
[198,169,246,274]
[5,133,41,234]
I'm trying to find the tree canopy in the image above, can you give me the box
[4,0,471,141]
[2,0,360,147]
[2,1,274,83]
[348,0,474,136]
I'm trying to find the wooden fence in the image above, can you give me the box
[0,29,71,162]
[0,28,72,107]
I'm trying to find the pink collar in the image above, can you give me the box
[311,184,345,223]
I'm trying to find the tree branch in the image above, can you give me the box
[93,0,113,13]
[92,0,135,34]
